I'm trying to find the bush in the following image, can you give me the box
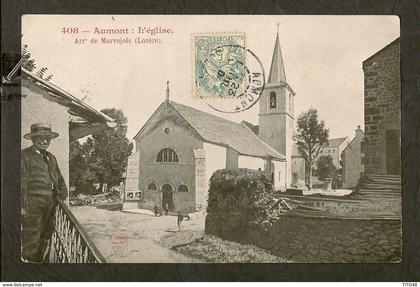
[205,169,278,241]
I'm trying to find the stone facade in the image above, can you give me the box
[362,38,400,175]
[342,126,364,188]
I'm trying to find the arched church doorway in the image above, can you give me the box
[161,183,174,211]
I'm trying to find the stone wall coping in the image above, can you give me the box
[278,212,401,221]
[279,194,363,203]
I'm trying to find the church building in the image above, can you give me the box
[123,31,305,213]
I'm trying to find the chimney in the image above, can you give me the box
[356,125,363,138]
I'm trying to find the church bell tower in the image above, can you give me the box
[258,28,295,187]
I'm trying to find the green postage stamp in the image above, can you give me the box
[193,33,246,99]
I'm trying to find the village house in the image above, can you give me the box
[123,31,305,213]
[18,64,115,198]
[362,38,400,176]
[317,137,350,169]
[341,125,364,188]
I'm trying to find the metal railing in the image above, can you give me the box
[46,197,106,263]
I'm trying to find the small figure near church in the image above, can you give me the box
[154,204,162,216]
[177,211,190,232]
[21,123,68,262]
[163,203,169,215]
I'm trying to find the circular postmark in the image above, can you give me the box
[196,43,265,114]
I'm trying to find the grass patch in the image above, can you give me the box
[175,235,291,263]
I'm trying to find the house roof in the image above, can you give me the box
[20,67,115,141]
[140,101,285,161]
[327,137,348,147]
[343,129,364,153]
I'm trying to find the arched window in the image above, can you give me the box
[178,184,189,192]
[157,148,179,162]
[269,91,276,108]
[147,182,157,190]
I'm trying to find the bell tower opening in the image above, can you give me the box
[269,91,277,108]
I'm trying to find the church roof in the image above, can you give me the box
[169,101,285,161]
[241,120,259,135]
[267,32,287,84]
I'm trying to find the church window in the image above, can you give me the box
[178,184,189,192]
[147,182,157,190]
[164,128,170,135]
[157,148,179,163]
[269,91,276,108]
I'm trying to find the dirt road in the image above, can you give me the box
[71,206,205,263]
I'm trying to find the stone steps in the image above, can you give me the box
[351,174,401,201]
[368,174,401,179]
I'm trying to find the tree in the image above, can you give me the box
[22,44,36,72]
[317,155,337,181]
[294,108,329,190]
[22,44,53,81]
[69,140,96,196]
[69,108,133,195]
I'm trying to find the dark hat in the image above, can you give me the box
[23,123,59,140]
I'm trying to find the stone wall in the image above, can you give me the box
[245,215,401,263]
[207,212,401,263]
[205,169,401,263]
[362,38,400,175]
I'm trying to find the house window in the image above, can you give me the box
[269,91,276,108]
[178,184,189,192]
[147,182,157,190]
[157,148,179,162]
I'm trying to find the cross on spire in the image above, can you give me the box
[165,80,170,101]
[276,22,280,34]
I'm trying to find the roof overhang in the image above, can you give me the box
[21,67,115,141]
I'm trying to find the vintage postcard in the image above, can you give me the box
[16,15,401,263]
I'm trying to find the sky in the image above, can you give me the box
[22,15,399,141]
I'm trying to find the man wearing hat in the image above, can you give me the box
[21,123,68,262]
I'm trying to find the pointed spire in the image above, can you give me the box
[165,80,170,101]
[267,25,287,84]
